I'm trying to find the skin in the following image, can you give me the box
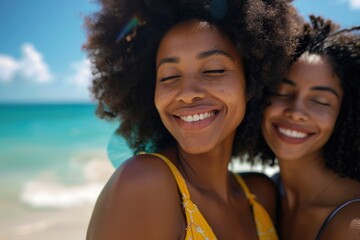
[86,19,277,240]
[155,20,246,155]
[262,53,360,240]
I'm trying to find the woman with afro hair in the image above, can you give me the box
[84,0,299,239]
[258,15,360,240]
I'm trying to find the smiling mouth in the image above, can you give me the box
[277,127,309,139]
[178,111,216,123]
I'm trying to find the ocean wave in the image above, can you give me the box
[20,181,105,209]
[20,157,114,209]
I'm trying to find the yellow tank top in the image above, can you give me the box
[149,153,278,240]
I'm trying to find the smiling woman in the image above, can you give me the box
[254,15,360,240]
[155,20,246,154]
[83,0,299,239]
[262,55,344,161]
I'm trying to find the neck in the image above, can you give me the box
[176,142,233,201]
[278,154,337,207]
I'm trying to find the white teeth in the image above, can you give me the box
[180,111,215,123]
[278,127,308,138]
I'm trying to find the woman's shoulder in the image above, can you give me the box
[87,153,184,239]
[319,198,360,240]
[317,177,360,240]
[97,153,178,199]
[113,153,177,187]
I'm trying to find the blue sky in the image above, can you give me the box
[0,0,359,103]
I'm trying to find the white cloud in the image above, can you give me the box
[19,43,53,83]
[66,58,92,87]
[349,0,360,8]
[342,0,360,9]
[0,43,53,83]
[0,55,19,83]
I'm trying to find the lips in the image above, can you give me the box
[273,122,315,144]
[172,107,220,131]
[178,111,216,123]
[277,127,308,138]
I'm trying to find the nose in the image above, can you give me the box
[176,75,206,104]
[284,99,309,121]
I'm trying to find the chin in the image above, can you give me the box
[178,142,215,155]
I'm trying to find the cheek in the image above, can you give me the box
[311,108,338,125]
[310,110,339,141]
[261,109,272,134]
[154,87,166,113]
[225,81,246,102]
[227,90,247,126]
[262,104,276,122]
[226,89,246,114]
[320,115,338,133]
[261,105,278,138]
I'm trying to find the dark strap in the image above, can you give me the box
[316,199,360,240]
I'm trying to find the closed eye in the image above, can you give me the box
[312,99,330,106]
[271,91,292,98]
[203,69,225,74]
[160,75,180,82]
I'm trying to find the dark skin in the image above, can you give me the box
[262,55,360,240]
[280,168,360,240]
[86,20,278,240]
[87,147,277,240]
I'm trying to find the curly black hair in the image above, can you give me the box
[255,15,360,180]
[83,0,299,157]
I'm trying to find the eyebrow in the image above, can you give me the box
[157,57,179,69]
[282,78,296,86]
[157,49,233,69]
[312,86,340,98]
[197,49,234,60]
[282,77,340,99]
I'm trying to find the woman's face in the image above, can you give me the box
[262,53,343,162]
[155,20,246,154]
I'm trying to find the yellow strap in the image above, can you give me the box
[233,174,278,240]
[233,174,256,205]
[140,153,217,240]
[140,153,277,240]
[140,152,191,199]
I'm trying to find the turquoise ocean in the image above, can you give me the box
[0,103,132,239]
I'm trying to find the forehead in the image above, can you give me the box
[156,20,238,61]
[287,53,342,89]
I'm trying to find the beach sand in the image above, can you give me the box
[0,204,93,240]
[0,150,115,240]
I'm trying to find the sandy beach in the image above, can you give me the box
[0,204,93,240]
[0,149,115,240]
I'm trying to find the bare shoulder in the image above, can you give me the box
[238,172,278,222]
[87,153,184,240]
[321,199,360,240]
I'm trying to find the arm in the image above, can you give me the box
[86,154,185,240]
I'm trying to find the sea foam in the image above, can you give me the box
[20,157,114,209]
[20,181,104,208]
